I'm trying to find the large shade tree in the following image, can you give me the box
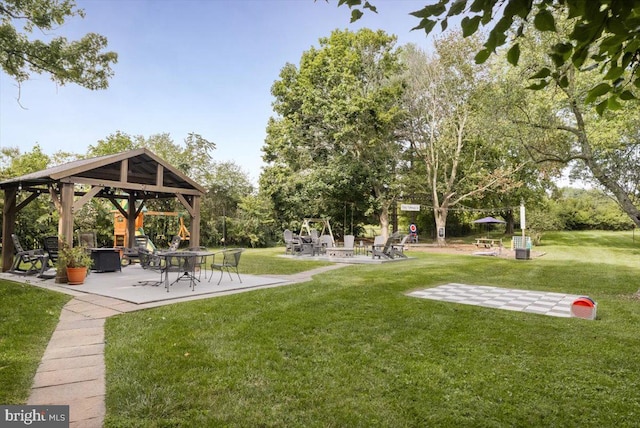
[262,28,405,239]
[400,35,524,246]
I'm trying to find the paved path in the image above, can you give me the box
[27,264,345,427]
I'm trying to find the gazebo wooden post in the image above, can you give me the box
[55,182,75,283]
[190,195,201,247]
[126,193,137,248]
[1,186,17,272]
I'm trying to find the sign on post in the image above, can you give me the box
[400,204,420,212]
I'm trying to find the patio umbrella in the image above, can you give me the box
[473,216,506,224]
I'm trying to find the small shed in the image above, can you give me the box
[0,148,206,272]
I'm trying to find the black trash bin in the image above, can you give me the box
[515,248,530,260]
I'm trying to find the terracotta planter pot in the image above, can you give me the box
[66,266,88,285]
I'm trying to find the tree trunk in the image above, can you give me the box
[434,207,448,246]
[502,209,514,235]
[379,205,390,241]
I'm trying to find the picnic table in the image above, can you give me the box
[474,238,503,248]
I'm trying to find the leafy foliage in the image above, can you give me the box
[399,35,526,244]
[0,0,118,90]
[263,29,406,237]
[337,0,640,112]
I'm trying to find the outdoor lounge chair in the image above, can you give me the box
[209,248,244,285]
[318,234,334,253]
[390,235,409,258]
[9,234,51,277]
[371,233,400,259]
[368,235,385,258]
[43,236,60,266]
[284,229,300,255]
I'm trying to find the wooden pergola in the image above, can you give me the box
[0,148,206,272]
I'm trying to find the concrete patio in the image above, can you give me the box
[0,264,291,305]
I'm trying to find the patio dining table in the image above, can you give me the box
[155,249,220,292]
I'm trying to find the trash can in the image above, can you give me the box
[515,248,530,260]
[571,297,597,320]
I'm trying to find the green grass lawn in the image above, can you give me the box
[0,282,71,404]
[3,232,640,425]
[102,231,640,426]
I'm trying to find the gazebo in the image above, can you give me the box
[0,148,206,272]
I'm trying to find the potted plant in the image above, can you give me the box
[58,243,93,285]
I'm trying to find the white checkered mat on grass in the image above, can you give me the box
[408,283,584,318]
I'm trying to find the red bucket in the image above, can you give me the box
[571,297,597,320]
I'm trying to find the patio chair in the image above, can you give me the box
[371,234,399,259]
[368,235,385,257]
[121,235,151,266]
[78,231,98,248]
[390,235,409,258]
[209,248,244,285]
[284,229,300,255]
[168,235,182,251]
[343,234,355,250]
[187,246,208,281]
[9,234,50,277]
[43,236,60,266]
[318,234,334,254]
[137,248,167,287]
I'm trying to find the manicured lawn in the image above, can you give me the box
[103,232,640,426]
[0,282,71,404]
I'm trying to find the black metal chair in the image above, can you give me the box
[209,248,244,285]
[137,248,167,287]
[121,235,151,266]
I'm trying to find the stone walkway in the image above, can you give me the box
[26,264,345,427]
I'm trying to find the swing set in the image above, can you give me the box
[113,209,190,248]
[298,218,335,245]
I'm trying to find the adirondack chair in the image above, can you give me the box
[318,234,334,254]
[371,233,401,259]
[284,229,300,255]
[390,235,409,258]
[368,235,386,258]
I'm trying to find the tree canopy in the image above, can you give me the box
[0,0,117,90]
[335,0,640,113]
[262,28,405,238]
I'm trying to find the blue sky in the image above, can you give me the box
[0,0,440,184]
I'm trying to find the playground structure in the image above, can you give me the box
[299,218,335,245]
[113,209,190,249]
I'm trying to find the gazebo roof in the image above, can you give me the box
[0,148,206,197]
